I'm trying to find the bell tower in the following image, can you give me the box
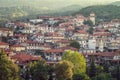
[89,12,95,25]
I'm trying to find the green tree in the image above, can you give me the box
[88,56,104,78]
[73,73,90,80]
[92,73,115,80]
[116,64,120,80]
[84,20,93,26]
[28,60,49,80]
[103,61,110,73]
[62,50,86,74]
[70,40,80,49]
[88,56,97,77]
[111,64,120,80]
[0,49,20,80]
[87,27,93,34]
[55,60,73,80]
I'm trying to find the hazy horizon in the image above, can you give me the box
[0,0,120,10]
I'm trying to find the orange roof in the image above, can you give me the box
[76,14,85,19]
[5,49,13,55]
[76,30,88,34]
[93,33,110,36]
[43,46,78,53]
[14,22,25,27]
[12,53,40,64]
[59,46,78,51]
[0,42,9,45]
[26,40,40,44]
[0,28,11,31]
[15,34,27,37]
[99,52,115,57]
[43,49,63,53]
[56,39,71,43]
[11,44,24,48]
[34,33,44,36]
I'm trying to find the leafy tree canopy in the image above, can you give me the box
[62,50,86,74]
[55,60,73,80]
[28,60,49,80]
[0,49,20,80]
[70,40,80,49]
[92,73,115,80]
[73,73,90,80]
[84,20,94,27]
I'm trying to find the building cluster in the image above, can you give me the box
[0,12,120,66]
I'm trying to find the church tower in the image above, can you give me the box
[89,12,95,25]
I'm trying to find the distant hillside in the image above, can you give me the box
[0,0,120,22]
[0,6,55,21]
[0,4,82,21]
[60,5,81,12]
[73,5,120,21]
[110,1,120,6]
[0,0,74,21]
[52,5,81,16]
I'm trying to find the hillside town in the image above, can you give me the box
[0,12,119,68]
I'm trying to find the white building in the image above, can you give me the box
[88,38,96,50]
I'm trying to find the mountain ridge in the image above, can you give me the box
[110,1,120,6]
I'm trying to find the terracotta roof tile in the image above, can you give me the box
[0,42,9,45]
[12,53,40,64]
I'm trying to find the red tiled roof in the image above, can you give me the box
[12,53,40,64]
[99,52,115,57]
[76,14,86,19]
[26,40,40,44]
[43,49,63,53]
[76,30,88,34]
[59,46,78,51]
[5,49,13,55]
[56,39,71,43]
[14,22,25,27]
[11,44,24,48]
[15,34,27,37]
[0,28,11,31]
[93,33,110,36]
[43,46,78,53]
[59,22,73,27]
[34,33,43,36]
[0,42,9,45]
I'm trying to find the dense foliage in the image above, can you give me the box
[73,73,90,80]
[0,49,20,80]
[70,40,80,49]
[55,60,73,80]
[0,3,120,23]
[76,5,120,21]
[62,50,86,74]
[92,73,115,80]
[28,60,49,80]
